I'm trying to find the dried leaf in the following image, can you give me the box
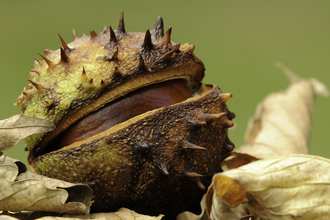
[0,115,55,152]
[177,211,201,220]
[44,208,163,220]
[209,180,241,220]
[0,208,164,220]
[239,63,329,159]
[219,154,330,219]
[0,156,92,215]
[70,208,164,219]
[201,175,248,220]
[0,211,60,220]
[0,214,18,220]
[213,175,248,208]
[222,152,259,169]
[203,186,213,220]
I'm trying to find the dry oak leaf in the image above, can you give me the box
[0,156,92,215]
[217,154,330,220]
[0,114,55,152]
[239,63,329,159]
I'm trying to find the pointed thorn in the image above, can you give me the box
[190,45,195,53]
[224,119,234,128]
[184,170,203,178]
[88,78,93,85]
[139,54,145,69]
[60,47,69,63]
[113,48,119,60]
[162,27,172,45]
[58,34,71,53]
[106,48,119,62]
[220,93,233,102]
[182,44,195,54]
[164,51,174,60]
[197,121,207,126]
[105,136,113,144]
[151,16,164,38]
[82,67,86,76]
[28,72,34,78]
[142,29,153,49]
[117,11,126,34]
[159,163,169,175]
[44,49,52,56]
[190,120,207,127]
[45,100,54,107]
[101,26,109,34]
[31,69,40,75]
[90,30,97,39]
[185,142,207,151]
[228,111,236,120]
[100,80,106,89]
[113,67,121,77]
[28,80,43,91]
[81,67,87,81]
[204,112,227,123]
[171,43,181,51]
[23,90,33,100]
[33,56,41,64]
[109,26,117,43]
[224,136,235,152]
[72,28,79,40]
[38,53,54,68]
[194,178,206,190]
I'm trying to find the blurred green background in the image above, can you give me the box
[0,1,329,166]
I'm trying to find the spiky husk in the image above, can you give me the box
[34,84,234,217]
[16,13,234,219]
[16,13,204,151]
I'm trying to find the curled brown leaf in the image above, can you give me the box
[222,152,260,169]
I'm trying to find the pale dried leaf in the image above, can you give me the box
[203,175,248,220]
[209,188,240,220]
[0,215,19,220]
[0,211,61,220]
[0,156,92,215]
[219,154,330,219]
[213,175,248,208]
[0,115,55,151]
[177,212,199,220]
[0,208,163,220]
[59,208,163,220]
[239,64,329,158]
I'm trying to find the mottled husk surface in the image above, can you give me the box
[16,16,204,152]
[34,84,233,217]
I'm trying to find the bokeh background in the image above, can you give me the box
[1,1,329,166]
